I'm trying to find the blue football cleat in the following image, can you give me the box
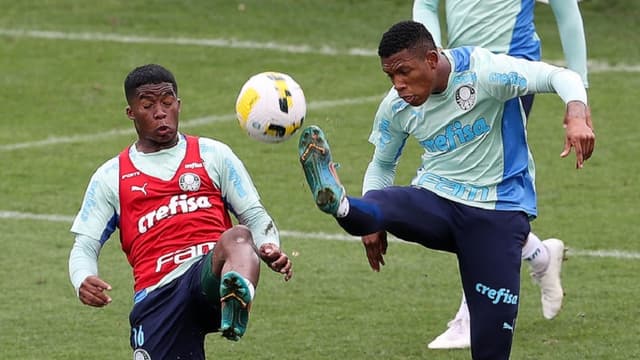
[298,125,345,216]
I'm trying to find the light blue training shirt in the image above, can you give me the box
[413,0,588,87]
[363,47,586,217]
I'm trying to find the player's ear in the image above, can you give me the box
[426,50,439,69]
[125,105,135,120]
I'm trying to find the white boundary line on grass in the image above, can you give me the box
[2,210,639,260]
[0,28,639,73]
[2,29,636,260]
[0,95,382,152]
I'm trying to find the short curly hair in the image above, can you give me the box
[124,64,178,103]
[378,20,436,59]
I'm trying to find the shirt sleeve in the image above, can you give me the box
[475,49,587,104]
[364,93,409,195]
[235,206,280,249]
[68,159,119,296]
[413,0,443,48]
[69,158,120,240]
[549,0,589,87]
[68,234,102,295]
[201,139,263,215]
[549,69,588,104]
[200,138,280,248]
[362,159,398,195]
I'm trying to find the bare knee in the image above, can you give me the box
[216,225,258,260]
[212,225,260,279]
[218,225,254,247]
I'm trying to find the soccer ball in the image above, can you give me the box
[235,72,306,143]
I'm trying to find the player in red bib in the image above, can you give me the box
[69,64,293,359]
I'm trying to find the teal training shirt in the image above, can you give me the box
[414,0,539,60]
[366,47,585,217]
[413,0,588,86]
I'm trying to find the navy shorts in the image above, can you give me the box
[339,186,530,360]
[128,251,220,360]
[520,93,535,119]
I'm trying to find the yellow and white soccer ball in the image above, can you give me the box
[235,71,306,143]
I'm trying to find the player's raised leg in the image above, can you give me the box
[298,125,390,237]
[210,225,260,341]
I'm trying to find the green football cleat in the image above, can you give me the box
[298,125,345,216]
[220,271,252,341]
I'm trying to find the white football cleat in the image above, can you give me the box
[531,238,566,319]
[427,318,470,349]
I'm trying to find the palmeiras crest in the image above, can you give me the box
[455,85,477,111]
[133,348,151,360]
[179,172,201,192]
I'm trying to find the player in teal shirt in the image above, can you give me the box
[411,0,590,348]
[413,0,588,85]
[298,21,594,360]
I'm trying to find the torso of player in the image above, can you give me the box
[374,47,536,215]
[118,135,232,291]
[445,0,540,60]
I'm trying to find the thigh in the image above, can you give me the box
[129,256,220,359]
[363,186,458,252]
[453,205,529,360]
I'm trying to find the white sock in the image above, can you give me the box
[247,281,256,300]
[335,196,350,218]
[454,292,470,322]
[522,232,549,274]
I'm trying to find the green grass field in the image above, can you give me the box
[1,1,639,359]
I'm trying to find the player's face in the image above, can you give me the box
[381,48,438,106]
[126,82,181,152]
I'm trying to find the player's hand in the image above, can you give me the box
[560,101,595,168]
[78,275,112,307]
[361,231,388,272]
[259,243,293,281]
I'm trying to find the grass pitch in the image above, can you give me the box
[1,1,639,359]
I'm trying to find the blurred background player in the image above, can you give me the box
[68,64,293,359]
[411,0,589,349]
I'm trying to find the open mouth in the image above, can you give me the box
[401,95,415,103]
[156,126,173,136]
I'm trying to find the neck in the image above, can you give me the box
[135,134,180,153]
[433,52,451,94]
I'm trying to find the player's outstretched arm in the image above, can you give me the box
[413,0,444,48]
[259,243,293,281]
[78,275,112,307]
[560,101,595,169]
[549,0,589,87]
